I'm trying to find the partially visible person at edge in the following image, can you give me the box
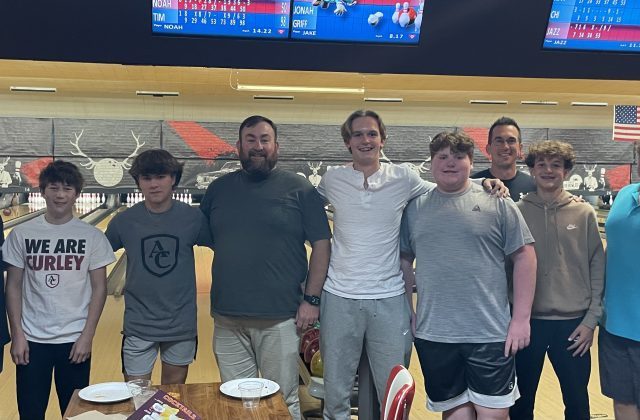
[318,110,508,419]
[599,140,640,420]
[199,115,331,420]
[0,214,8,373]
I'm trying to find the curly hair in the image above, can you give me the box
[524,140,576,170]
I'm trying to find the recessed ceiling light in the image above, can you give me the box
[570,101,609,107]
[469,99,508,105]
[236,84,364,94]
[10,86,56,93]
[364,97,403,103]
[136,90,180,97]
[521,100,559,106]
[253,95,295,100]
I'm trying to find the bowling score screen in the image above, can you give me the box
[152,0,423,44]
[543,0,640,52]
[289,0,422,44]
[152,0,290,39]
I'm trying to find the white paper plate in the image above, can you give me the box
[219,378,280,399]
[78,382,132,403]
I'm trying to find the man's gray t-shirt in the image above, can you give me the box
[400,183,534,343]
[199,169,331,318]
[106,201,212,341]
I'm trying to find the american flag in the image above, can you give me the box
[613,105,640,141]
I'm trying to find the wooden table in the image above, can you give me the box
[64,382,292,419]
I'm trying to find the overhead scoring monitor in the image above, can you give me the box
[152,0,290,39]
[289,0,424,44]
[152,0,424,44]
[544,0,640,52]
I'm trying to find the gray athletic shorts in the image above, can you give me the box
[122,335,197,376]
[599,328,640,406]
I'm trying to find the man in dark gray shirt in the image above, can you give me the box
[200,115,331,420]
[106,149,212,384]
[471,117,535,202]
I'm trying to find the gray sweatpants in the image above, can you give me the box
[320,291,412,420]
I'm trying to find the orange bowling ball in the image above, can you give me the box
[310,350,323,377]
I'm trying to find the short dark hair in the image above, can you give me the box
[239,115,278,142]
[341,110,387,143]
[39,160,84,193]
[488,116,521,145]
[525,140,576,170]
[430,131,475,161]
[129,149,183,188]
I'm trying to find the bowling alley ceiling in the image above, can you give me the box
[1,59,639,109]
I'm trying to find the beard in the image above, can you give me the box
[239,148,277,180]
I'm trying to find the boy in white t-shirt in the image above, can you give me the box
[3,161,116,419]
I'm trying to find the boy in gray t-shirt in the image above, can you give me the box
[105,149,212,384]
[400,131,536,419]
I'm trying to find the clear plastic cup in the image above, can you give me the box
[238,381,265,409]
[126,379,155,409]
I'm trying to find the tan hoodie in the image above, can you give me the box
[517,190,605,329]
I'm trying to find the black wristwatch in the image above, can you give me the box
[303,294,321,306]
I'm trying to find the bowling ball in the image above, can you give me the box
[304,337,320,364]
[3,208,11,216]
[310,350,323,377]
[300,328,320,354]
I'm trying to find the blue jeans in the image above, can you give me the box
[16,341,91,420]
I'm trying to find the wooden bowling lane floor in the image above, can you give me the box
[1,204,34,223]
[0,294,219,420]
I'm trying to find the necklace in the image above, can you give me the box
[143,202,172,226]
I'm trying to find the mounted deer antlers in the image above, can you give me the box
[69,130,97,169]
[121,131,146,170]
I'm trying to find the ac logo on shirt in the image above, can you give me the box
[45,274,60,288]
[142,235,179,277]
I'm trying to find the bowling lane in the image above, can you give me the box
[2,202,104,237]
[1,203,37,223]
[93,206,129,277]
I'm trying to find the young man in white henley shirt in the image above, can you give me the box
[317,110,506,419]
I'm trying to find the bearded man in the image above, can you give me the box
[199,115,331,420]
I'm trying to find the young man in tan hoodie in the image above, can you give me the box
[510,140,605,420]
